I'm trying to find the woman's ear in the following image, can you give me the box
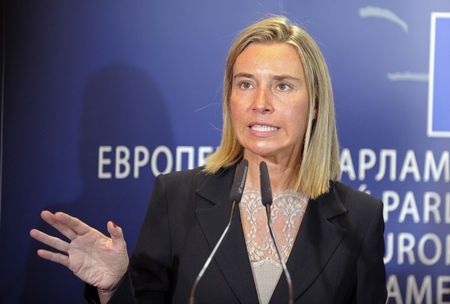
[313,106,318,120]
[312,98,318,120]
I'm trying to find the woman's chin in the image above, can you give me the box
[243,146,280,159]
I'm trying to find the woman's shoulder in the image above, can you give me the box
[331,181,383,214]
[157,166,206,180]
[325,182,384,240]
[153,166,207,190]
[156,165,235,184]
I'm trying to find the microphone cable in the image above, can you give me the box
[260,161,294,304]
[189,159,248,304]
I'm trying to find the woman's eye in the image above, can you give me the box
[277,83,291,91]
[239,81,253,90]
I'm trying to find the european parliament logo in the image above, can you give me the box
[428,12,450,138]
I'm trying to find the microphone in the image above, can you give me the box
[259,161,294,304]
[230,159,249,203]
[189,159,248,304]
[259,161,273,207]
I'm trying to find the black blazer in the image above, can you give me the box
[86,165,387,303]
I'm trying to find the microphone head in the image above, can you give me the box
[229,159,249,203]
[259,161,273,206]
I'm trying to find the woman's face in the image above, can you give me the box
[230,42,310,163]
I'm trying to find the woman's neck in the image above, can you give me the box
[242,152,301,194]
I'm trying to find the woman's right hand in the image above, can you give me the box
[30,211,129,292]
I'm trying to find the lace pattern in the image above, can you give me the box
[240,188,308,264]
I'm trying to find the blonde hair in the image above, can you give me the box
[204,15,340,198]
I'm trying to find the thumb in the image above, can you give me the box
[107,221,126,248]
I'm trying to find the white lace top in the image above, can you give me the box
[239,187,309,304]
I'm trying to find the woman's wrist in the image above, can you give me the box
[97,287,115,304]
[97,285,117,294]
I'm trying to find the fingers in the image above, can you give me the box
[40,210,77,240]
[40,210,94,240]
[30,229,70,253]
[54,212,92,235]
[107,221,126,249]
[36,249,69,268]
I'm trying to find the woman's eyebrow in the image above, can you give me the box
[233,72,301,82]
[272,75,301,82]
[233,72,255,79]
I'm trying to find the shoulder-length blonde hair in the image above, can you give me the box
[204,15,340,198]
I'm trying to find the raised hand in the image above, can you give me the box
[30,211,129,292]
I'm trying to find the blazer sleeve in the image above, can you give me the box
[355,200,387,303]
[84,174,173,304]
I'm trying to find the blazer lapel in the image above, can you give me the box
[195,166,259,304]
[270,183,348,302]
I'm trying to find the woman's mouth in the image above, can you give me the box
[250,124,279,132]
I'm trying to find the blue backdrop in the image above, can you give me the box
[1,1,449,303]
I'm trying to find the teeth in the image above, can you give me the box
[251,125,278,132]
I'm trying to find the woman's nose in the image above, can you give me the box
[252,87,273,114]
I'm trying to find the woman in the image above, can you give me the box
[30,16,387,303]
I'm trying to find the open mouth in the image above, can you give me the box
[249,124,280,132]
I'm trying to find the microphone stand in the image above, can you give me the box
[188,159,248,304]
[189,200,237,304]
[260,161,294,304]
